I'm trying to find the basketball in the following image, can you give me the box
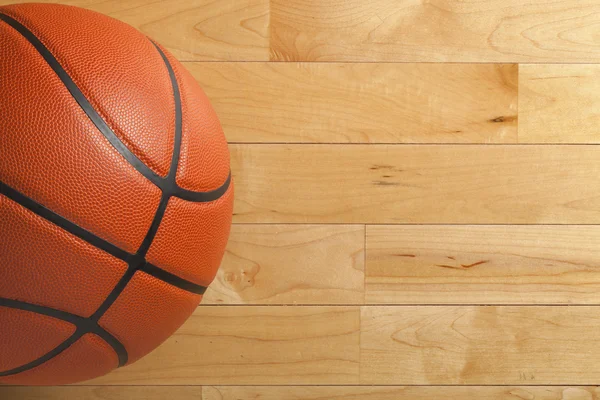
[0,3,233,385]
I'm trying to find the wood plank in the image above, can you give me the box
[361,306,600,384]
[6,386,598,400]
[204,225,364,304]
[231,144,600,224]
[366,225,600,305]
[520,64,600,143]
[270,0,600,62]
[190,63,518,144]
[0,0,270,61]
[0,387,201,400]
[88,306,360,385]
[203,386,600,400]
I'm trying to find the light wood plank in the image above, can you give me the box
[190,63,518,143]
[0,387,201,400]
[366,225,600,304]
[0,0,270,61]
[361,306,600,384]
[88,306,360,385]
[203,386,600,400]
[204,225,364,304]
[271,0,600,62]
[6,386,598,400]
[231,144,600,224]
[520,65,600,143]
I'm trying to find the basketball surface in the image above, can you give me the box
[0,3,233,385]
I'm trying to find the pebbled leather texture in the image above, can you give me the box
[0,334,119,385]
[0,3,233,385]
[99,272,201,364]
[0,3,176,178]
[0,14,162,254]
[159,44,231,193]
[147,186,234,287]
[0,307,76,372]
[0,195,128,317]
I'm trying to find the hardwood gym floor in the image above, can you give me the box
[4,0,600,399]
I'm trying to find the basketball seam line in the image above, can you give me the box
[0,15,220,378]
[0,331,84,378]
[0,181,129,261]
[82,42,193,330]
[0,298,127,376]
[0,12,231,203]
[78,40,193,370]
[0,181,208,296]
[0,184,207,375]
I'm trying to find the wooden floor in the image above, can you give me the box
[4,0,600,399]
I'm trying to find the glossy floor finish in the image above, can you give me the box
[3,1,600,399]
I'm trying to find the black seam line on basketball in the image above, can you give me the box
[0,298,86,326]
[137,193,171,258]
[174,172,232,202]
[133,41,182,259]
[150,39,232,203]
[0,183,208,302]
[0,14,228,376]
[0,181,129,262]
[85,40,186,356]
[0,12,165,189]
[141,263,207,295]
[89,257,143,322]
[0,181,206,291]
[133,41,178,258]
[151,41,183,179]
[0,331,84,377]
[1,12,231,203]
[0,298,128,373]
[94,328,128,367]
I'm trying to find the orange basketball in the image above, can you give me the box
[0,3,233,385]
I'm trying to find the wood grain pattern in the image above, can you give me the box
[204,225,364,304]
[361,306,600,384]
[88,306,360,385]
[0,0,270,61]
[520,64,600,143]
[270,0,600,62]
[366,225,600,304]
[6,386,599,400]
[3,0,600,394]
[190,63,518,143]
[79,306,600,386]
[231,144,600,224]
[0,387,201,400]
[203,386,600,400]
